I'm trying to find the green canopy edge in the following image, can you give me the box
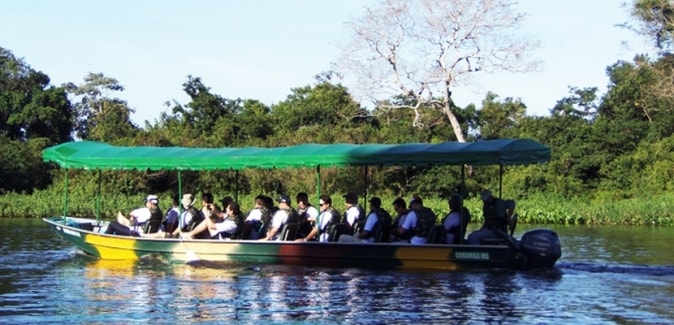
[42,139,550,171]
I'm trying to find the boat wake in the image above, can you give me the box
[557,261,674,276]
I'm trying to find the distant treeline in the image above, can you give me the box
[0,45,673,225]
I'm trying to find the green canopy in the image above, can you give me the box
[42,139,550,171]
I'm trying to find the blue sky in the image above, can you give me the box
[1,0,653,125]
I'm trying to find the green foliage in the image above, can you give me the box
[0,47,74,145]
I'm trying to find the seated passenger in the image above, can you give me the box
[171,193,203,237]
[395,195,436,244]
[342,192,365,233]
[259,194,294,241]
[339,197,392,243]
[466,190,515,245]
[181,202,240,240]
[296,192,319,238]
[106,195,162,236]
[442,194,469,244]
[296,194,340,242]
[161,194,180,234]
[389,197,409,242]
[240,195,272,239]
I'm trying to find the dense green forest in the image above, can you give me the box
[0,1,673,225]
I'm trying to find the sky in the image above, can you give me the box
[0,0,654,125]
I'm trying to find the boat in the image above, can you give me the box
[42,139,562,271]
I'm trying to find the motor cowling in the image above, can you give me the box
[519,229,562,269]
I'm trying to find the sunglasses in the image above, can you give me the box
[319,203,327,206]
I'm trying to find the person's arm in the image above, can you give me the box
[260,226,278,241]
[297,227,318,242]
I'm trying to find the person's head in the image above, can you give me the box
[146,194,159,207]
[343,192,358,205]
[278,194,291,207]
[254,195,266,208]
[181,193,195,209]
[262,195,274,209]
[220,196,233,209]
[409,194,423,210]
[392,197,407,214]
[296,192,309,208]
[319,194,332,212]
[226,202,241,216]
[369,197,382,210]
[449,194,462,211]
[481,189,493,203]
[202,192,214,206]
[171,193,179,207]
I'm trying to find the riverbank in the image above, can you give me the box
[1,189,672,226]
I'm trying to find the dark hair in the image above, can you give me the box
[228,201,241,214]
[202,193,214,204]
[449,194,462,211]
[262,195,274,209]
[296,192,309,204]
[220,196,234,208]
[392,197,406,209]
[319,194,332,205]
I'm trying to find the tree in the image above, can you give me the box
[628,0,674,53]
[65,72,137,140]
[475,92,527,139]
[339,0,538,142]
[0,47,73,145]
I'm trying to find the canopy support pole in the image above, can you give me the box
[235,170,240,203]
[499,164,504,198]
[461,164,466,198]
[363,165,369,211]
[178,170,183,213]
[316,165,321,201]
[96,169,101,222]
[62,169,68,221]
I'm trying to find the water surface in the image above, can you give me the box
[0,220,672,324]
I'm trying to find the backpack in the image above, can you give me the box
[365,208,393,241]
[414,207,437,238]
[183,206,204,232]
[143,207,164,234]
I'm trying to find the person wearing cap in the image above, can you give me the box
[106,194,163,236]
[466,189,516,245]
[259,194,295,241]
[342,192,365,231]
[338,196,392,243]
[166,193,203,237]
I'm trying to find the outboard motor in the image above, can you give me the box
[518,229,562,269]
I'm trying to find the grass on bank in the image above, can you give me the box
[1,189,672,227]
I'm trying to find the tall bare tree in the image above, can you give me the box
[339,0,538,142]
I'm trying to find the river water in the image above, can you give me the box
[0,220,672,324]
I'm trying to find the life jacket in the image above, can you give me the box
[319,207,341,234]
[343,205,366,228]
[162,207,180,233]
[283,207,300,224]
[414,207,437,238]
[363,208,393,240]
[483,199,509,231]
[182,206,204,232]
[143,207,164,234]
